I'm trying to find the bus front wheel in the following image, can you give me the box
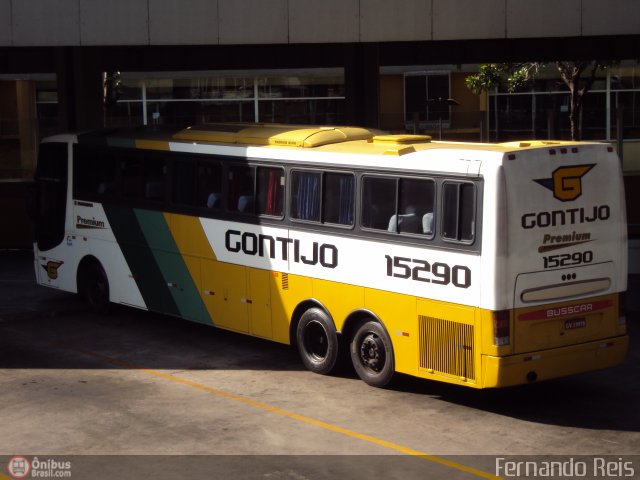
[350,320,395,388]
[296,308,339,375]
[80,260,110,314]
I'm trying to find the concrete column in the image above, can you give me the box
[344,43,380,128]
[16,80,38,174]
[56,47,104,132]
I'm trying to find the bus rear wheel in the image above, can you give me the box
[350,320,395,388]
[80,260,110,314]
[296,308,339,375]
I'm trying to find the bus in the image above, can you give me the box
[33,123,628,388]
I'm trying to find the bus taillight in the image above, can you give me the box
[493,310,510,346]
[619,292,627,325]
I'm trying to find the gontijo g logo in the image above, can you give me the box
[534,164,595,201]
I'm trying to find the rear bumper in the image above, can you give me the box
[481,335,628,388]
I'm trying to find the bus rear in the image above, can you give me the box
[486,141,628,387]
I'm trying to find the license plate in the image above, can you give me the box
[564,318,587,330]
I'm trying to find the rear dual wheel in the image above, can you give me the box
[350,320,395,388]
[296,308,395,388]
[296,308,340,375]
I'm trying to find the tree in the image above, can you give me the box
[465,61,608,141]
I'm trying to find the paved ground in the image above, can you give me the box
[1,250,639,479]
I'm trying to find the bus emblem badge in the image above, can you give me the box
[43,261,64,280]
[534,164,595,202]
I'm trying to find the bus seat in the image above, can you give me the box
[97,182,114,195]
[388,214,398,231]
[237,195,254,213]
[422,212,434,235]
[206,192,220,208]
[388,213,420,233]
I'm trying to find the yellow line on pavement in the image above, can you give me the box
[63,346,500,480]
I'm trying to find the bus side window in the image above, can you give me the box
[256,166,284,217]
[291,170,354,226]
[143,157,166,202]
[74,145,116,199]
[362,175,435,237]
[361,176,396,230]
[323,172,354,225]
[197,162,222,209]
[397,178,435,236]
[172,160,196,206]
[291,170,321,221]
[442,181,476,242]
[228,165,255,214]
[121,156,144,199]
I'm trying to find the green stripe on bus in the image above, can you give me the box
[107,137,136,149]
[102,204,181,316]
[133,209,211,325]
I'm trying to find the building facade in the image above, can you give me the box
[1,0,640,250]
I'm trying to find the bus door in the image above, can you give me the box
[504,145,626,354]
[34,142,69,287]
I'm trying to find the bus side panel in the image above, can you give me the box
[101,205,212,322]
[314,281,364,332]
[364,289,417,377]
[73,202,146,308]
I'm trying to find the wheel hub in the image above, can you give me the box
[359,334,385,372]
[304,321,328,359]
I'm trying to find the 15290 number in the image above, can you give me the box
[384,255,471,288]
[543,250,593,269]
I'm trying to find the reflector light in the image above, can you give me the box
[493,310,510,346]
[549,149,556,155]
[560,148,567,154]
[619,292,627,325]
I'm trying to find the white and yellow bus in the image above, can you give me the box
[33,123,628,388]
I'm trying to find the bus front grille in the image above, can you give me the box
[418,315,475,381]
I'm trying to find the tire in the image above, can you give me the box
[350,319,395,388]
[82,261,110,314]
[296,308,340,375]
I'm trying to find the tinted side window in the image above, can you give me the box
[291,171,321,221]
[323,172,354,225]
[228,165,284,216]
[172,161,196,205]
[121,156,144,199]
[173,160,223,209]
[256,166,284,216]
[362,175,435,236]
[361,176,396,230]
[228,165,255,213]
[73,145,116,199]
[143,158,166,202]
[291,170,354,226]
[442,182,476,242]
[396,178,436,235]
[197,163,223,209]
